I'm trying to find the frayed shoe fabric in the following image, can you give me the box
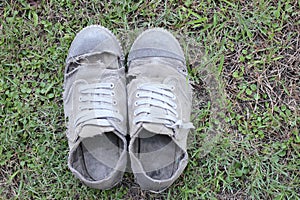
[63,25,127,190]
[127,28,194,193]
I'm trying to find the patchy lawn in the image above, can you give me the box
[1,0,299,199]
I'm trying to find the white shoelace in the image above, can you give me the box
[133,83,194,130]
[75,82,123,127]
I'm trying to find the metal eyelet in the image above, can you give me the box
[136,92,140,98]
[110,83,114,88]
[134,101,138,106]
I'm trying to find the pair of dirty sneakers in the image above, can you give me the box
[63,25,194,193]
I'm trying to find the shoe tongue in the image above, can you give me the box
[76,61,116,139]
[142,123,174,136]
[79,124,114,138]
[135,74,177,137]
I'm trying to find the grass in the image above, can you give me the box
[0,0,299,199]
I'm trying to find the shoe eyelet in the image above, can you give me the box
[170,86,175,91]
[134,101,138,106]
[75,126,81,135]
[172,95,176,100]
[173,104,177,109]
[113,100,117,105]
[110,83,114,88]
[111,91,115,96]
[79,97,83,102]
[136,92,140,98]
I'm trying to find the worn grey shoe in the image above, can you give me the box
[63,25,127,189]
[127,28,194,192]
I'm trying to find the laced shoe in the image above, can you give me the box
[127,28,194,192]
[63,25,127,189]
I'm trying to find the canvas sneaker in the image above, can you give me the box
[63,25,127,189]
[127,28,194,192]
